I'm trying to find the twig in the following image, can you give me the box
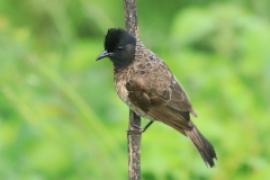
[124,0,141,179]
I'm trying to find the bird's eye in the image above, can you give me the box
[117,46,124,51]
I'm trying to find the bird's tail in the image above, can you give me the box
[185,126,217,167]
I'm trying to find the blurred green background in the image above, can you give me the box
[0,0,270,179]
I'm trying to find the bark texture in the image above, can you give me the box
[127,111,141,180]
[124,0,141,179]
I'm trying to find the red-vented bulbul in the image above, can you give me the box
[97,28,217,167]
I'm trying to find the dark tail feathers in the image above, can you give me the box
[185,126,217,167]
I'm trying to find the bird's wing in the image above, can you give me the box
[126,76,170,112]
[126,59,196,132]
[167,78,197,117]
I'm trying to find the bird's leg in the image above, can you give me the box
[142,120,154,133]
[129,120,154,134]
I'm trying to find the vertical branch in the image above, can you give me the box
[128,111,141,180]
[124,0,139,38]
[124,0,141,180]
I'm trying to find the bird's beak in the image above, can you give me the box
[96,50,112,61]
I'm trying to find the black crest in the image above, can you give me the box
[105,28,135,52]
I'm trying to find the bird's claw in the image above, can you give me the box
[127,123,143,135]
[127,121,154,135]
[127,129,143,135]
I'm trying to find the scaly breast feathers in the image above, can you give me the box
[115,78,147,117]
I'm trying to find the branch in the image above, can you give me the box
[124,0,141,180]
[124,0,139,38]
[128,111,141,180]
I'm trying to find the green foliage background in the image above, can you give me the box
[0,0,270,179]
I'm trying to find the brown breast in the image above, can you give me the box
[114,68,129,104]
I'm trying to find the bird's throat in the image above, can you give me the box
[112,57,135,71]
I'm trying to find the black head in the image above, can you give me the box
[97,28,136,69]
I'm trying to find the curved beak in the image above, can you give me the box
[96,50,112,61]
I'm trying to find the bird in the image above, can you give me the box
[97,28,217,167]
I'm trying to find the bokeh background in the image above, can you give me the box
[0,0,270,179]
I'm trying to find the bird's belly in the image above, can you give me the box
[128,103,147,117]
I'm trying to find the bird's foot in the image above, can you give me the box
[127,129,142,135]
[127,123,143,135]
[127,121,154,135]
